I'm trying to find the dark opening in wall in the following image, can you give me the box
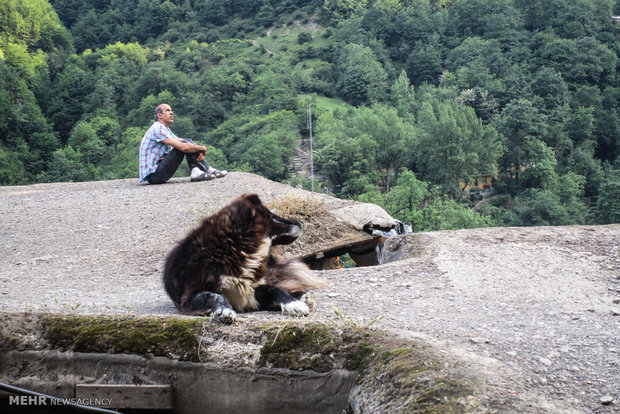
[303,220,411,269]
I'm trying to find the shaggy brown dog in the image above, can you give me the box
[163,193,326,323]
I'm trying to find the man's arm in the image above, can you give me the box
[162,138,207,156]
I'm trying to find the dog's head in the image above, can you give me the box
[234,194,302,245]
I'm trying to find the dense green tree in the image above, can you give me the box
[556,171,588,223]
[589,167,620,224]
[321,0,367,24]
[0,148,27,185]
[69,9,111,52]
[0,61,58,181]
[256,3,276,27]
[38,145,91,182]
[456,87,499,122]
[67,121,105,165]
[382,168,429,223]
[535,36,616,86]
[353,104,416,191]
[593,86,620,162]
[0,0,71,53]
[413,196,496,231]
[207,110,299,180]
[312,102,416,195]
[100,126,143,179]
[509,188,572,226]
[494,98,549,191]
[336,43,388,106]
[568,140,605,198]
[45,60,94,143]
[314,108,378,197]
[530,67,569,111]
[316,133,377,197]
[448,0,520,38]
[415,98,502,199]
[405,42,443,85]
[390,69,416,120]
[519,137,558,190]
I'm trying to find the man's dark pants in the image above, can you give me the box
[146,139,210,184]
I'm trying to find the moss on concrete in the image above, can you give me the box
[4,314,476,412]
[357,342,475,413]
[42,315,204,362]
[259,323,372,373]
[260,322,474,412]
[0,334,20,352]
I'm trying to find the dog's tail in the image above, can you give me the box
[266,257,328,294]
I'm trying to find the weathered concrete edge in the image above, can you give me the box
[0,349,356,414]
[0,312,505,413]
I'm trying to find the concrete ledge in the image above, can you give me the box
[1,350,357,414]
[0,312,483,413]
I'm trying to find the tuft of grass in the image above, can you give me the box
[331,309,383,328]
[269,193,328,220]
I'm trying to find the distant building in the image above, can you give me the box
[459,174,494,191]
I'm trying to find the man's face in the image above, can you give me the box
[158,104,174,126]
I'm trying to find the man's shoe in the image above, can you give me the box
[191,171,214,182]
[211,169,227,178]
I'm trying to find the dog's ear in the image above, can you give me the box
[242,193,263,206]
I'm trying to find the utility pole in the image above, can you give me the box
[307,102,314,192]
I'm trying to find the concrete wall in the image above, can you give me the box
[0,350,357,413]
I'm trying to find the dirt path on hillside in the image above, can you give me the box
[0,175,618,413]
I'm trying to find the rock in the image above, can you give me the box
[329,202,395,232]
[600,395,614,405]
[538,357,552,366]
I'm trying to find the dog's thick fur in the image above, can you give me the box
[163,193,326,323]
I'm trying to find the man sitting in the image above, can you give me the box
[139,103,227,184]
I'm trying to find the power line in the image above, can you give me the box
[307,102,314,192]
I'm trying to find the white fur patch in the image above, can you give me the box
[213,308,237,324]
[220,276,258,312]
[240,238,271,279]
[281,300,310,317]
[220,238,271,312]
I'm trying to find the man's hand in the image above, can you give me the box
[162,138,207,157]
[196,152,205,162]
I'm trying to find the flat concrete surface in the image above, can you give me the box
[1,175,619,413]
[0,173,392,315]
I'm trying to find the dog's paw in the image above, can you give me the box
[299,292,316,310]
[282,300,310,317]
[213,308,237,324]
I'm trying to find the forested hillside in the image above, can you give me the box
[1,0,619,229]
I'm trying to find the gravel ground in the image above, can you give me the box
[1,174,618,413]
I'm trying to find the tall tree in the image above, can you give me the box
[415,98,502,199]
[494,98,549,191]
[336,43,388,106]
[353,104,416,191]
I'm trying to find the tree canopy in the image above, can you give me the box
[0,0,618,228]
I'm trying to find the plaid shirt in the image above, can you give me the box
[139,122,177,181]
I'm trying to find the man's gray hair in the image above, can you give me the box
[154,105,164,121]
